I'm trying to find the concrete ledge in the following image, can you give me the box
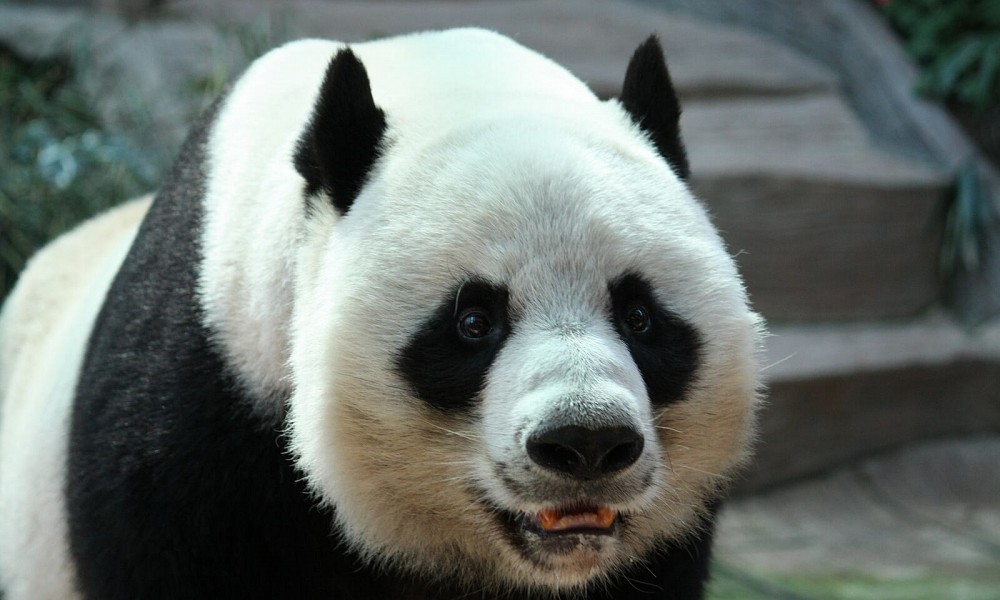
[702,176,945,320]
[684,96,948,320]
[739,315,1000,491]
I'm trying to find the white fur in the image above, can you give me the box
[0,196,151,600]
[198,41,333,421]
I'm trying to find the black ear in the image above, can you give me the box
[620,36,689,180]
[294,48,387,213]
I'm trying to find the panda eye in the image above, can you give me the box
[624,302,652,334]
[457,309,492,339]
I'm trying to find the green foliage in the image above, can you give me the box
[940,160,998,274]
[0,43,157,302]
[0,13,296,304]
[882,0,1000,111]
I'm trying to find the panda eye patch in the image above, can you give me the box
[608,273,701,406]
[397,278,510,411]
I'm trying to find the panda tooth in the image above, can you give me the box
[536,509,561,530]
[595,506,617,528]
[535,506,617,531]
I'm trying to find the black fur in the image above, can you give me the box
[294,47,387,213]
[66,93,351,599]
[620,36,689,180]
[396,278,511,412]
[608,273,701,406]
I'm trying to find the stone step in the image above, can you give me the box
[740,313,1000,491]
[0,0,840,173]
[168,0,840,100]
[0,1,948,322]
[684,95,951,321]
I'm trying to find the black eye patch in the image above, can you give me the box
[395,279,510,412]
[608,273,701,406]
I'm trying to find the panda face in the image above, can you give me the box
[289,116,760,590]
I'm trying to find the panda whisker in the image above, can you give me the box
[432,463,478,473]
[661,448,674,474]
[633,554,660,581]
[673,464,726,479]
[437,475,475,487]
[658,473,700,501]
[654,485,683,509]
[622,571,662,594]
[453,280,469,317]
[433,458,477,465]
[760,351,796,372]
[654,425,683,434]
[420,420,483,442]
[328,370,412,394]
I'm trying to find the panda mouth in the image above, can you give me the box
[531,505,618,534]
[488,502,623,569]
[495,503,621,539]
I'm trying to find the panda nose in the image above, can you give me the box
[526,425,644,480]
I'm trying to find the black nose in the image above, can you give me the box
[526,425,644,480]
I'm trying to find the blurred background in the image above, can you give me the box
[1,0,998,598]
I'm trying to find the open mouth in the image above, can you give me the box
[530,505,618,534]
[493,502,622,542]
[489,502,623,570]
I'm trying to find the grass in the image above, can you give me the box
[881,0,1000,113]
[0,41,159,303]
[0,9,295,305]
[709,562,1000,600]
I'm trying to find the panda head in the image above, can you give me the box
[288,35,762,592]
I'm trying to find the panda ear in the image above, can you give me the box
[294,48,387,214]
[620,36,689,180]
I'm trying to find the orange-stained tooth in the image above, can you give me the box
[535,507,617,531]
[596,507,616,528]
[537,509,561,530]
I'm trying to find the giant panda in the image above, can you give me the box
[0,28,762,599]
